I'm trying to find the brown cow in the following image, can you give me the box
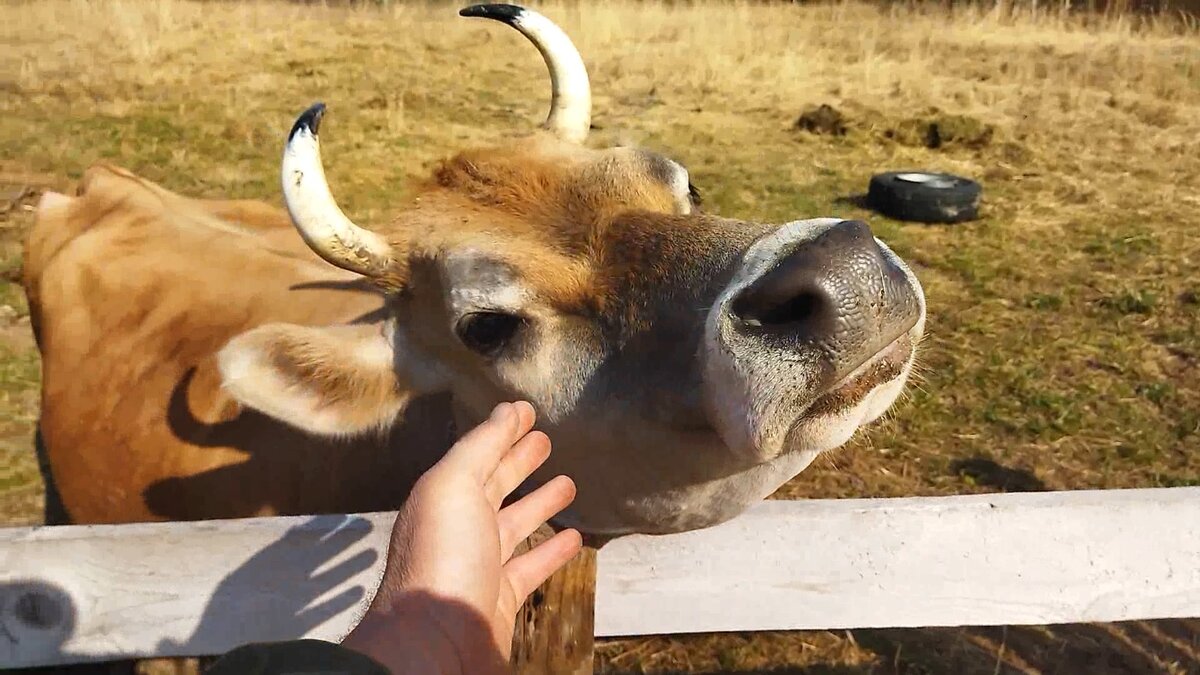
[23,4,926,541]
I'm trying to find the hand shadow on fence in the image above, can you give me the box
[156,513,378,655]
[0,514,380,674]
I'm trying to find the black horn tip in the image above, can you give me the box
[289,102,327,142]
[459,3,525,23]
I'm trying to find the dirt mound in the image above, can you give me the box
[884,107,994,149]
[792,104,996,153]
[794,104,848,136]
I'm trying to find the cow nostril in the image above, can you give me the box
[728,218,922,388]
[733,289,824,328]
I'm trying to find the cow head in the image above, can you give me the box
[217,4,926,536]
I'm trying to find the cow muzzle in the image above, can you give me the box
[702,218,926,463]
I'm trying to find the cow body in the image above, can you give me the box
[26,165,455,523]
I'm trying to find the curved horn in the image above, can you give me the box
[281,103,394,277]
[460,4,592,144]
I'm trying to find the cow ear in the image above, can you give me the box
[217,322,412,437]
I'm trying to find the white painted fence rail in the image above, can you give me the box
[2,487,1199,669]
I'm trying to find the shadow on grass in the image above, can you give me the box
[949,457,1047,493]
[833,194,873,211]
[845,622,1200,675]
[609,662,873,667]
[599,620,1200,674]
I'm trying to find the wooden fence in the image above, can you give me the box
[3,486,1199,670]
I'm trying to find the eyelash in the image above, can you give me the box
[688,182,702,207]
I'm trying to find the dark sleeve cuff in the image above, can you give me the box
[205,638,391,675]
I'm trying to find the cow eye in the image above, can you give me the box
[687,182,703,208]
[456,311,525,357]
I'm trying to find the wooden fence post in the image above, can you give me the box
[509,526,597,675]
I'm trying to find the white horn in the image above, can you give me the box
[281,103,394,277]
[460,4,592,144]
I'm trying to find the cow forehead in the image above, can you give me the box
[384,136,741,318]
[419,136,690,243]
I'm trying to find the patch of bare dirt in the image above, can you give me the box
[795,104,848,136]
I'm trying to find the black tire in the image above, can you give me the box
[867,171,982,224]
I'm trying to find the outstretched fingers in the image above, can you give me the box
[503,528,584,606]
[485,430,552,510]
[497,475,577,562]
[441,401,537,483]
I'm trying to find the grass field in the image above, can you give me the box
[2,0,1199,672]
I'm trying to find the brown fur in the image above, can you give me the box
[24,163,450,523]
[24,132,731,525]
[381,136,758,339]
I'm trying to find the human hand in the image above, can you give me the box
[343,401,582,674]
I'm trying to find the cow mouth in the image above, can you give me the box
[802,334,914,419]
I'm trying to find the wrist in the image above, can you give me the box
[342,591,510,675]
[343,598,460,675]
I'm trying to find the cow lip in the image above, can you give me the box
[803,334,914,418]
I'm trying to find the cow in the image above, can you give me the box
[23,3,926,544]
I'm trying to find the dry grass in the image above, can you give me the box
[1,0,1199,672]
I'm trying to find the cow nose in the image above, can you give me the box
[730,219,920,382]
